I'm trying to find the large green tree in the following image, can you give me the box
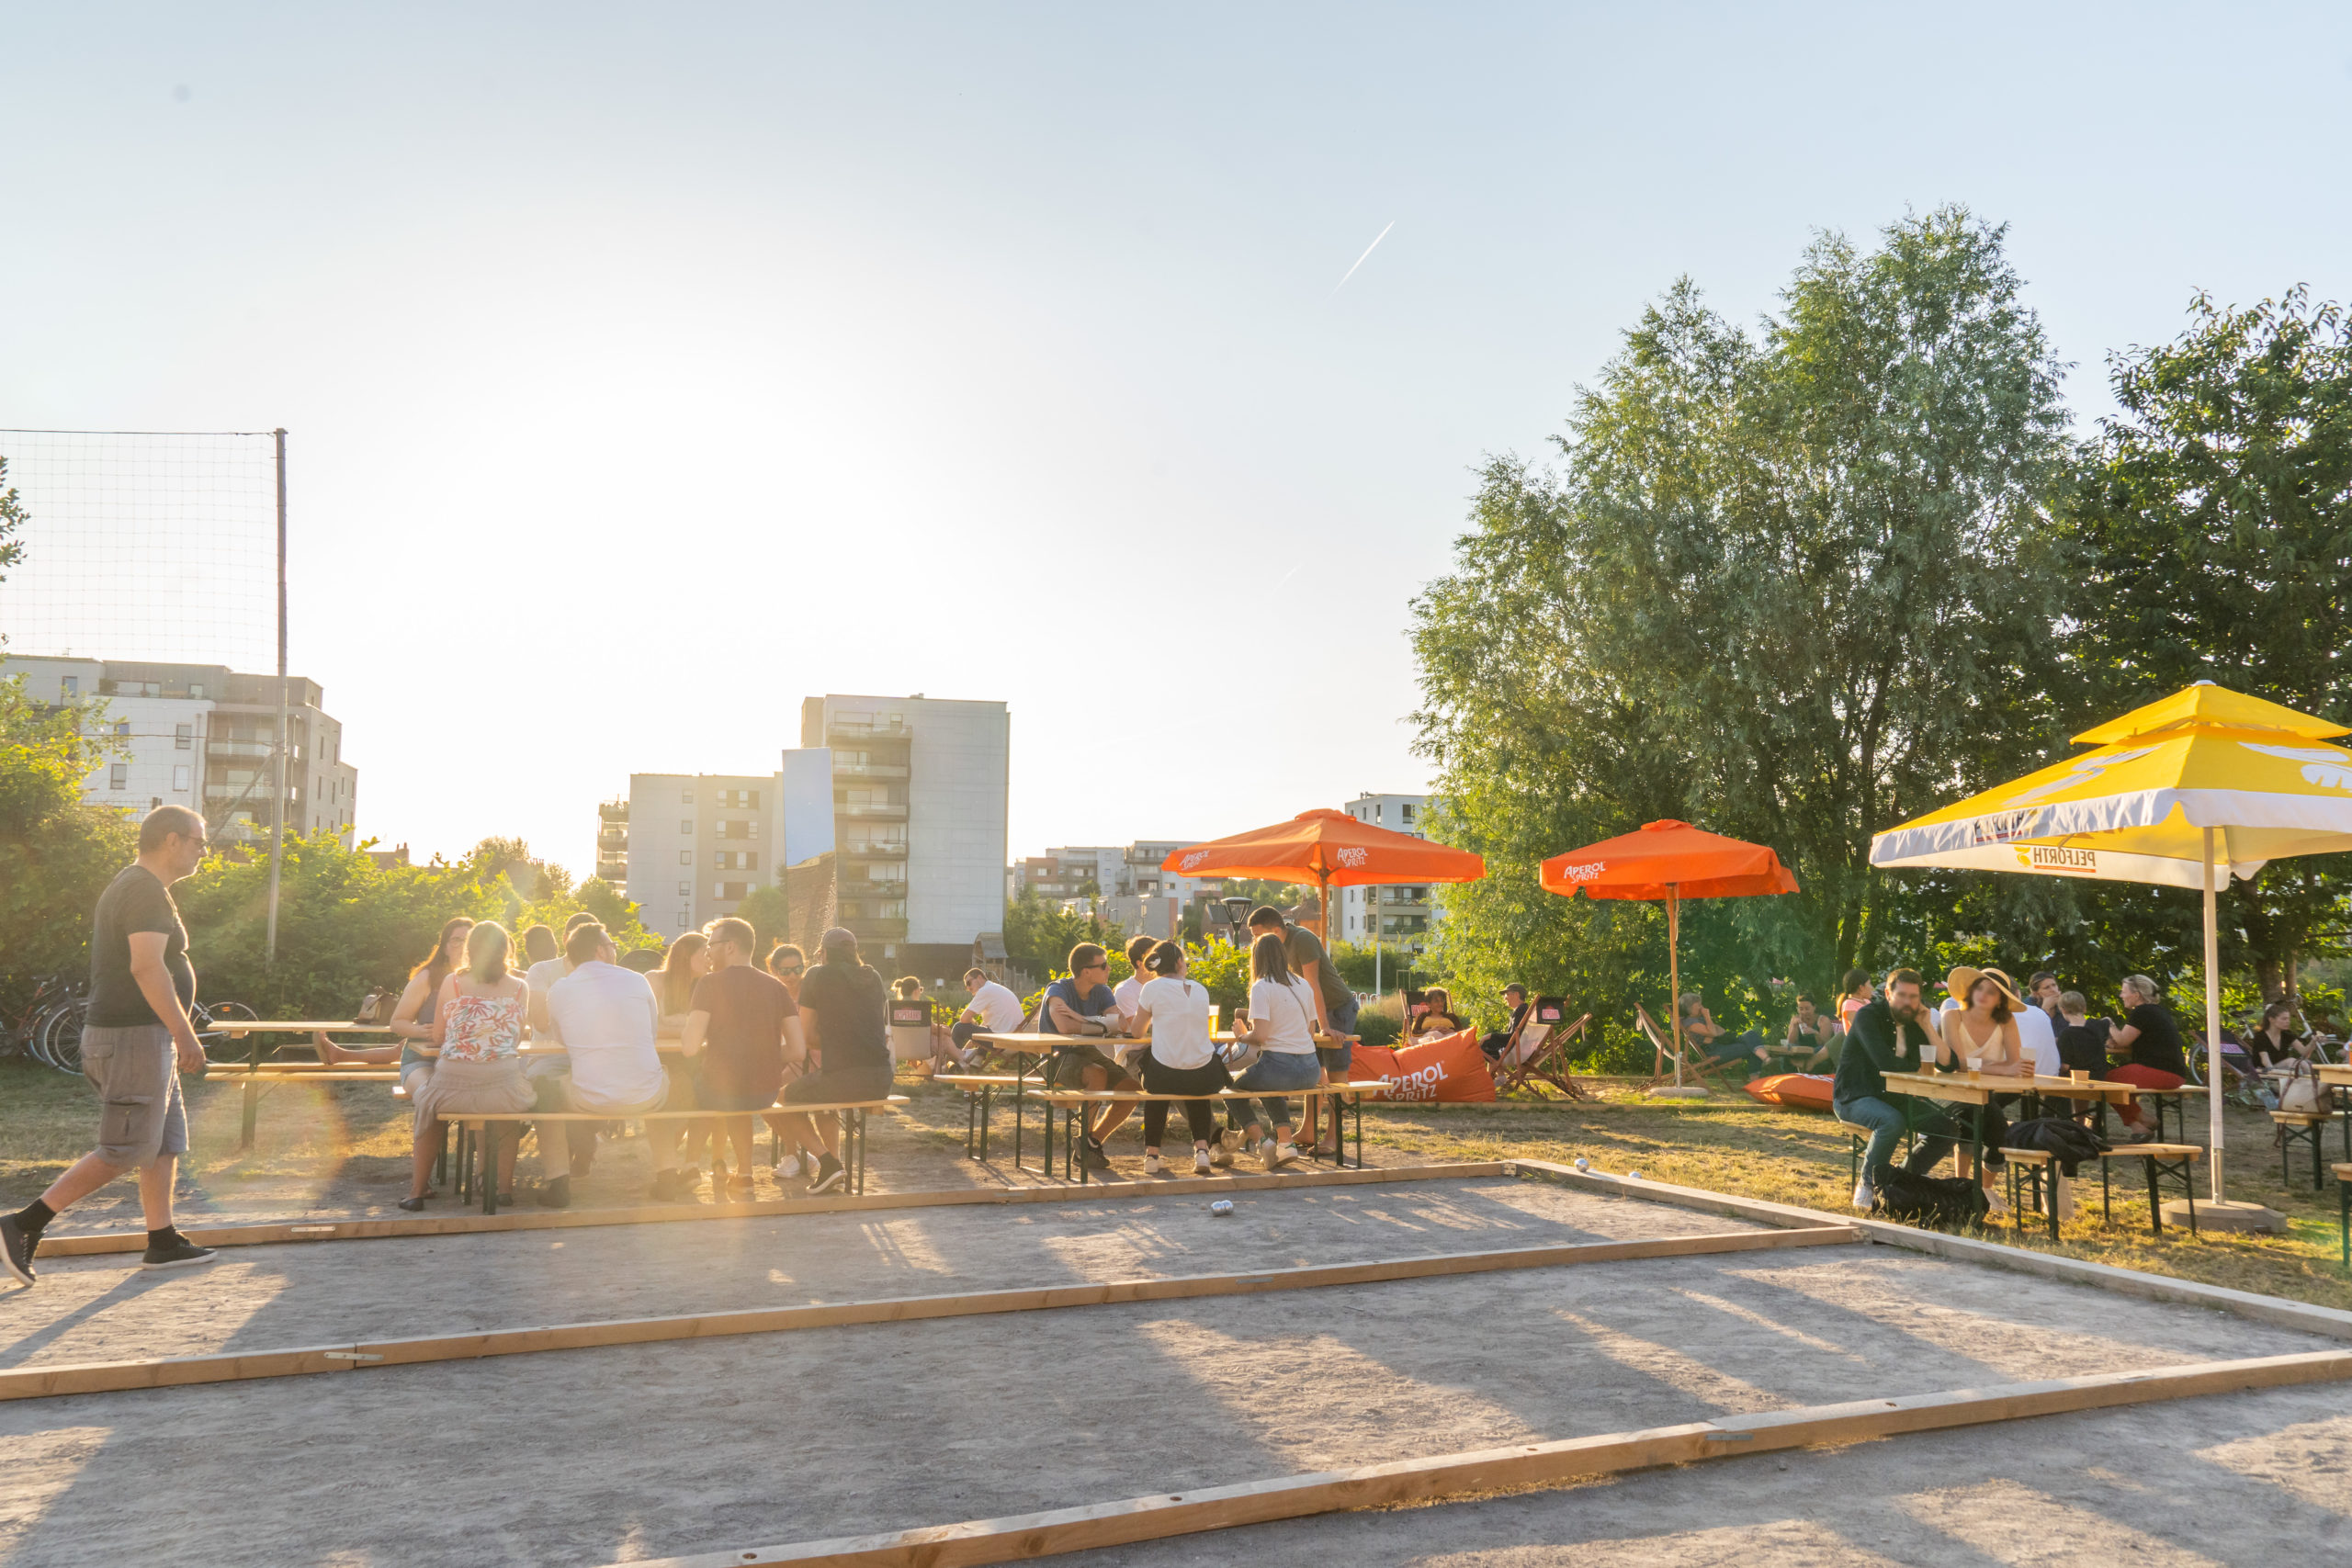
[1413,209,2079,1037]
[2067,287,2352,1002]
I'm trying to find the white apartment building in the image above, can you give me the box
[1334,791,1437,950]
[609,694,1011,965]
[2,653,357,845]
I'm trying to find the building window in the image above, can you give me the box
[678,880,692,897]
[172,765,191,793]
[109,763,127,790]
[188,682,204,699]
[679,910,690,930]
[1401,803,1417,823]
[62,677,78,698]
[682,789,694,804]
[175,724,192,750]
[680,818,693,835]
[714,881,750,901]
[678,849,692,865]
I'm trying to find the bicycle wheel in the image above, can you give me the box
[38,1000,86,1074]
[196,999,260,1062]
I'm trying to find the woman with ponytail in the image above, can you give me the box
[402,920,535,1209]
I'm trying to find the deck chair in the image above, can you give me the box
[1492,998,1591,1100]
[1635,1003,1742,1090]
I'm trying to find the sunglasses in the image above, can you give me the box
[775,964,804,976]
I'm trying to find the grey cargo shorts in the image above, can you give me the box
[82,1023,189,1165]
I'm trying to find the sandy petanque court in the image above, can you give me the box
[0,1167,2346,1566]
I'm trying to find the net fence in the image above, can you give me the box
[0,429,278,671]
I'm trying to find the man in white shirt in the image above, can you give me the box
[535,921,695,1207]
[949,965,1027,1061]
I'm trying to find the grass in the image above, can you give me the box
[1328,1077,2352,1314]
[5,1055,2346,1314]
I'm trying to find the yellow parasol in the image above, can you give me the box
[1870,682,2352,1204]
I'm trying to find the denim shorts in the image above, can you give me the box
[82,1023,188,1165]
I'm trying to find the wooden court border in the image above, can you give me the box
[617,1348,2352,1567]
[32,1160,1512,1258]
[0,1224,1855,1402]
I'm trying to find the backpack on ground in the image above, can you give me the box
[2001,1116,2107,1178]
[1872,1168,1990,1229]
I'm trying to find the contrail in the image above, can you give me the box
[1330,220,1396,297]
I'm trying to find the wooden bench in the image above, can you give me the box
[2001,1147,2064,1241]
[933,1074,1024,1160]
[440,1095,909,1214]
[2098,1142,2200,1237]
[2335,1162,2350,1272]
[2271,1111,2333,1192]
[1023,1083,1394,1183]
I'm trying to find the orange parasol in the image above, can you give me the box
[1541,820,1799,1089]
[1163,808,1487,944]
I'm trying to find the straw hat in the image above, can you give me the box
[1978,967,2030,1009]
[1947,964,2023,1010]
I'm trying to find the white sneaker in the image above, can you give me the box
[1269,1140,1298,1170]
[1193,1148,1213,1176]
[775,1155,803,1179]
[1210,1141,1235,1168]
[1144,1152,1164,1176]
[1851,1179,1876,1212]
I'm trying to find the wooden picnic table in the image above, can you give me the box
[206,1021,397,1147]
[1023,1081,1396,1182]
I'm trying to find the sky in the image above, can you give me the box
[4,4,2349,878]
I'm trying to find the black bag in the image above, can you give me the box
[1873,1168,1990,1228]
[2002,1116,2107,1178]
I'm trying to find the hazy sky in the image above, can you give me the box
[5,5,2347,876]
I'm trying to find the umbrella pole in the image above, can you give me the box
[2204,828,2224,1201]
[1668,889,1683,1089]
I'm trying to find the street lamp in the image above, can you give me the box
[1221,895,1253,945]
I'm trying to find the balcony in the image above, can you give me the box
[598,800,628,823]
[837,801,908,821]
[828,716,910,741]
[833,761,910,781]
[596,829,627,852]
[844,840,909,860]
[595,858,628,885]
[210,739,273,759]
[837,878,908,898]
[842,915,910,941]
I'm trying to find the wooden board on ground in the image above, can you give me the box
[616,1350,2352,1568]
[0,1224,1856,1402]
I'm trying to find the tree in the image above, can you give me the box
[2068,287,2352,1001]
[1001,886,1120,981]
[1413,209,2078,1038]
[0,456,25,588]
[0,675,135,1012]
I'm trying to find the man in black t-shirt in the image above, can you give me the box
[779,927,894,1193]
[4,806,218,1287]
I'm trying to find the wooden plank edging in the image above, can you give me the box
[33,1161,1510,1258]
[611,1348,2352,1568]
[1505,1159,2352,1344]
[0,1224,1852,1402]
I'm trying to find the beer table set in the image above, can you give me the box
[202,1020,399,1148]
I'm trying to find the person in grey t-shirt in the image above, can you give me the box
[4,806,218,1286]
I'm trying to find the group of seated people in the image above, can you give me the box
[956,904,1363,1175]
[1829,963,2231,1216]
[322,913,899,1208]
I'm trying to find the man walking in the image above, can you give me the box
[1830,968,1962,1213]
[3,805,218,1286]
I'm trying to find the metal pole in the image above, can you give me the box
[1668,888,1683,1089]
[265,428,288,965]
[2204,827,2224,1201]
[1372,886,1382,998]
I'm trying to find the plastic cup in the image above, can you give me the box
[1965,1056,1983,1079]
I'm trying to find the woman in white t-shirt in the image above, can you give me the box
[1225,933,1325,1170]
[1127,941,1228,1177]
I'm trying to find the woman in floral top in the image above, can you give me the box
[402,920,535,1209]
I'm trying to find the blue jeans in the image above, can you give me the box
[1230,1049,1321,1133]
[1835,1094,1960,1187]
[1326,990,1361,1035]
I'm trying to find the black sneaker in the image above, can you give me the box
[0,1215,36,1288]
[141,1233,218,1271]
[534,1176,571,1210]
[1080,1139,1112,1172]
[809,1154,848,1194]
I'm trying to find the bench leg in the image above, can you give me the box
[2340,1177,2349,1271]
[2101,1158,2111,1224]
[854,1109,866,1196]
[2143,1154,2162,1236]
[2183,1161,2198,1237]
[2316,1125,2327,1192]
[482,1124,499,1216]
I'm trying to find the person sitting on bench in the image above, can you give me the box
[537,921,698,1207]
[403,921,536,1211]
[949,965,1023,1064]
[775,927,894,1194]
[1127,940,1228,1177]
[1480,984,1532,1061]
[1226,932,1326,1170]
[1043,941,1141,1174]
[1831,967,1962,1213]
[682,917,803,1201]
[2102,975,2188,1143]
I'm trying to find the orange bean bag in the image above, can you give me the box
[1352,1029,1496,1103]
[1744,1072,1835,1112]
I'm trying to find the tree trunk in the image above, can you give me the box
[2254,957,2285,1006]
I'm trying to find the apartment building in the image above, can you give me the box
[1334,792,1437,950]
[1,653,358,845]
[616,773,776,942]
[605,694,1010,964]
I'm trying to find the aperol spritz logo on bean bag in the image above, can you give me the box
[1351,1030,1495,1103]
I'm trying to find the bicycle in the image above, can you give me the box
[2,976,78,1064]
